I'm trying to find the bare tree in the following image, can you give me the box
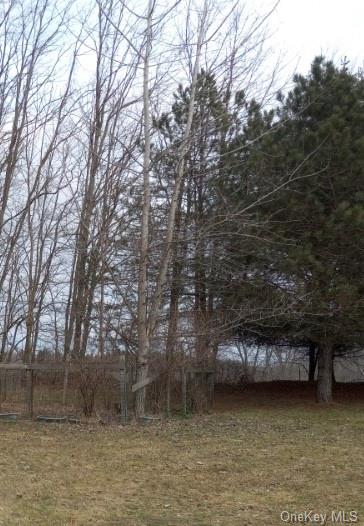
[135,0,211,417]
[0,0,77,362]
[64,0,140,362]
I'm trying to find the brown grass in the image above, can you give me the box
[0,385,363,525]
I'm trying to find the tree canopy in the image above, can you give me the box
[217,57,364,401]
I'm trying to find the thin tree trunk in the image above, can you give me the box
[165,254,183,416]
[136,0,209,417]
[135,0,153,419]
[316,341,334,403]
[165,185,186,416]
[308,342,317,382]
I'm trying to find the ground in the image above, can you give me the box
[0,382,363,526]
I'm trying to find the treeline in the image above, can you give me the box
[1,0,363,415]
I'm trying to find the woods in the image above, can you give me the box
[1,0,364,417]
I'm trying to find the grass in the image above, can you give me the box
[0,388,363,525]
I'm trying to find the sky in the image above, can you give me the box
[61,0,364,105]
[268,0,364,77]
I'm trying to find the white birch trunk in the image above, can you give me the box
[136,0,210,417]
[135,0,154,418]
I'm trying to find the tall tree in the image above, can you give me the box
[219,57,364,403]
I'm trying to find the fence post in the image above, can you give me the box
[120,354,128,424]
[26,367,34,419]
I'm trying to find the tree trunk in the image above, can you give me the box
[308,342,317,382]
[135,341,150,418]
[165,260,183,417]
[135,0,153,419]
[316,341,334,403]
[332,358,336,384]
[135,0,208,418]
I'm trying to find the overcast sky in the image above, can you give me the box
[267,0,364,76]
[248,0,364,85]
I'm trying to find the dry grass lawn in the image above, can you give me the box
[0,388,363,525]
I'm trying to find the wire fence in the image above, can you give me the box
[0,357,215,421]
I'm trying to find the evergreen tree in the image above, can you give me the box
[219,57,364,402]
[154,72,236,365]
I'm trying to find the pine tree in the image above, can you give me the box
[219,57,364,402]
[154,72,235,366]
